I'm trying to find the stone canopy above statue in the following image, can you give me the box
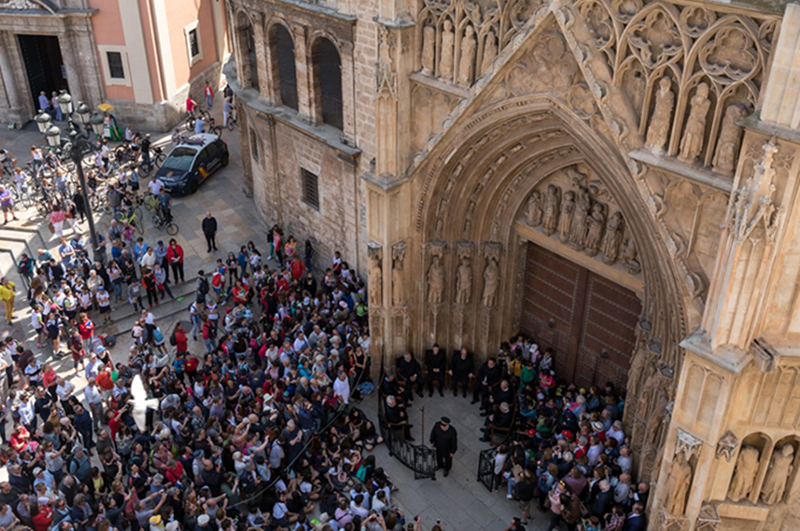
[520,163,640,277]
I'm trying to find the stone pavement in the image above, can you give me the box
[0,117,546,531]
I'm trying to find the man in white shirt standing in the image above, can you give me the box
[148,177,164,197]
[84,378,104,429]
[333,370,350,405]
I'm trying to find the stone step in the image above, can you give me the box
[98,278,200,335]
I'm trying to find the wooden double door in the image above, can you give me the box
[520,243,641,391]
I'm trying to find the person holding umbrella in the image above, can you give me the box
[429,416,458,479]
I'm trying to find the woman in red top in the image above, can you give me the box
[167,239,185,283]
[232,280,248,305]
[174,322,188,353]
[9,424,30,453]
[31,502,52,531]
[77,312,94,354]
[41,364,57,400]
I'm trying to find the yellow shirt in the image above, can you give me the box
[0,282,14,301]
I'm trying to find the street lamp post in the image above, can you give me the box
[44,92,103,263]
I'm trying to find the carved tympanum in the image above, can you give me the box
[728,445,759,502]
[645,77,674,153]
[761,444,795,505]
[678,82,712,163]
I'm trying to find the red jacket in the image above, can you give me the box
[290,259,306,281]
[175,329,188,353]
[78,319,94,340]
[32,506,52,531]
[167,244,184,263]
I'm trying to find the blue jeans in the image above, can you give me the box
[55,108,63,121]
[206,95,213,108]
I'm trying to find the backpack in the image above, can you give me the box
[198,277,209,295]
[169,331,177,346]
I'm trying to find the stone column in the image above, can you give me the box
[291,23,312,120]
[0,32,23,124]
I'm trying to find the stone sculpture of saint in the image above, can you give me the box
[482,256,499,307]
[761,444,795,505]
[569,188,591,249]
[427,255,445,304]
[712,104,746,175]
[558,190,575,243]
[525,190,543,227]
[457,25,477,87]
[368,256,382,307]
[664,453,693,516]
[621,237,641,274]
[728,446,760,502]
[481,30,498,74]
[455,256,472,305]
[392,254,405,306]
[421,23,436,75]
[678,82,712,164]
[584,203,606,256]
[602,212,624,264]
[542,184,560,236]
[440,20,455,83]
[645,77,674,154]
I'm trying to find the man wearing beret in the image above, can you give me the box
[429,417,458,479]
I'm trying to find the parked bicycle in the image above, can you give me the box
[152,208,179,235]
[138,146,166,177]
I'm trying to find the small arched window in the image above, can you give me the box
[270,25,298,110]
[312,37,342,130]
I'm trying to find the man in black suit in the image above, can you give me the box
[472,357,502,409]
[397,351,424,399]
[480,401,513,441]
[449,347,473,397]
[622,503,646,531]
[384,395,413,441]
[485,379,514,416]
[425,344,446,397]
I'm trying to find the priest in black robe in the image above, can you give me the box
[429,416,458,478]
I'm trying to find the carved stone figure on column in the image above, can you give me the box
[427,254,445,304]
[621,237,641,274]
[602,212,624,264]
[457,25,477,87]
[543,184,561,236]
[455,256,472,305]
[728,445,760,502]
[645,77,674,154]
[712,104,746,175]
[482,256,499,307]
[664,453,693,516]
[525,190,543,227]
[368,254,382,307]
[481,29,498,74]
[558,190,575,243]
[439,20,455,82]
[678,82,712,164]
[392,246,406,306]
[626,345,651,399]
[584,203,606,256]
[761,444,795,505]
[421,23,436,75]
[569,188,591,249]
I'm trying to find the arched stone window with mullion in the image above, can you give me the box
[270,24,298,110]
[311,37,343,130]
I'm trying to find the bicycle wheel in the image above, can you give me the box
[185,118,195,132]
[138,163,152,178]
[209,126,222,137]
[226,119,235,131]
[143,198,153,211]
[134,218,145,235]
[166,222,179,236]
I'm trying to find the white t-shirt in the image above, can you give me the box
[148,178,164,196]
[333,376,350,404]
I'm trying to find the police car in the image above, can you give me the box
[155,133,229,196]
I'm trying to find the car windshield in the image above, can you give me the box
[161,147,197,172]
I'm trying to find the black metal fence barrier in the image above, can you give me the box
[377,362,437,480]
[477,446,497,490]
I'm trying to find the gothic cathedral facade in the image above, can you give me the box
[225,0,800,527]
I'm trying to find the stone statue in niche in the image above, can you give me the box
[368,252,382,307]
[728,445,760,502]
[439,20,455,82]
[543,184,561,236]
[455,256,472,305]
[392,245,406,306]
[558,190,575,243]
[621,237,641,274]
[602,212,624,264]
[569,188,591,249]
[645,78,674,154]
[761,444,795,505]
[457,25,477,86]
[427,254,445,304]
[712,104,746,175]
[481,30,498,74]
[678,82,712,164]
[664,452,693,516]
[482,256,499,307]
[525,190,543,227]
[421,23,436,75]
[584,203,606,256]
